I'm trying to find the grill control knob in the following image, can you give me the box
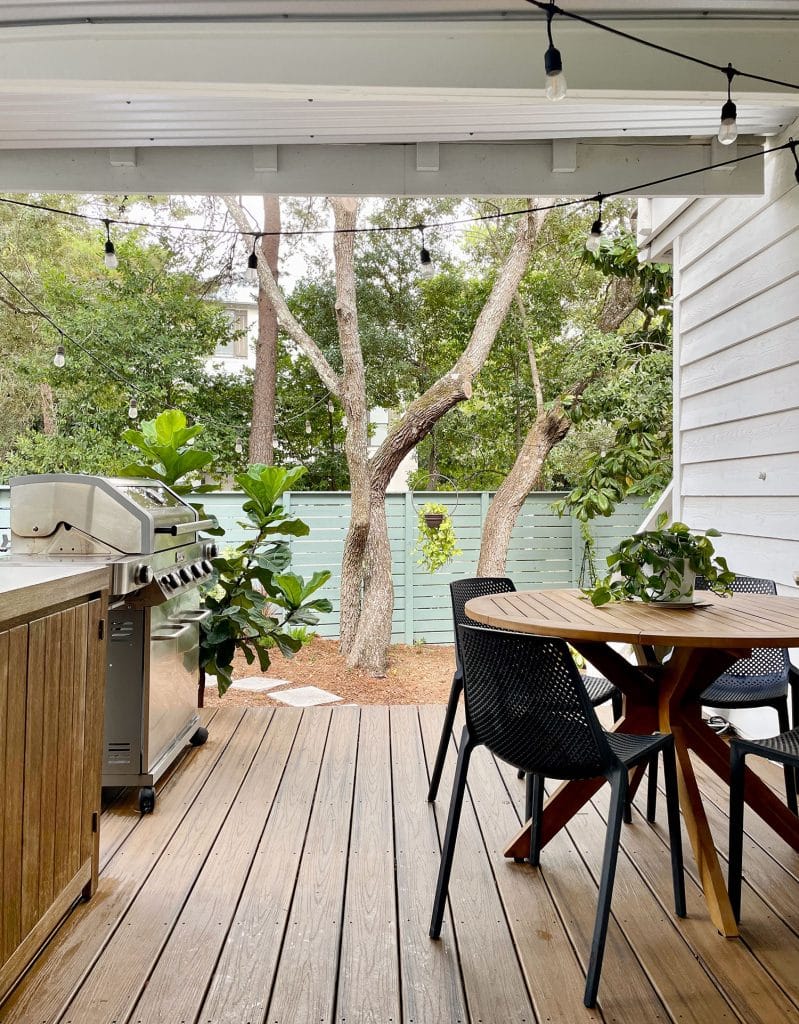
[167,572,180,588]
[203,541,219,560]
[179,567,192,584]
[201,559,214,575]
[191,563,203,579]
[160,575,173,590]
[134,564,154,586]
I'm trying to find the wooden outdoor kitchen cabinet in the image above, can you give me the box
[0,565,109,1003]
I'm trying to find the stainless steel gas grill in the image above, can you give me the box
[9,473,219,813]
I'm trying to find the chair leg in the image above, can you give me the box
[660,742,686,918]
[517,768,525,780]
[526,773,545,867]
[611,688,623,722]
[584,768,627,1008]
[647,754,659,823]
[791,679,799,798]
[775,700,798,815]
[427,674,463,802]
[728,744,746,925]
[429,725,474,939]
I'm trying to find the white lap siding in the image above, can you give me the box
[645,127,799,735]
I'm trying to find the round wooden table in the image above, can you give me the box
[465,588,799,938]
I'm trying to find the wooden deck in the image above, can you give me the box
[3,704,799,1024]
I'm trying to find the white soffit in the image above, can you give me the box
[0,5,792,193]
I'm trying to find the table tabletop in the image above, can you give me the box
[465,588,799,648]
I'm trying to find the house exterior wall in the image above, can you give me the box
[646,133,799,595]
[644,128,799,734]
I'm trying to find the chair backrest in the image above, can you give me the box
[459,624,616,780]
[696,574,789,678]
[449,576,516,678]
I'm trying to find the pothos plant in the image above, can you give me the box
[200,464,332,695]
[585,513,735,607]
[415,503,462,573]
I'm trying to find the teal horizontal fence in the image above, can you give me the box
[0,487,647,645]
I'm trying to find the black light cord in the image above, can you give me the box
[0,267,143,396]
[525,1,799,93]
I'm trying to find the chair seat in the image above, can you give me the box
[582,674,617,707]
[699,672,788,708]
[607,731,669,767]
[732,727,799,765]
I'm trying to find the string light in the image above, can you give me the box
[418,225,435,279]
[53,344,66,368]
[245,235,260,285]
[719,64,738,146]
[544,2,567,102]
[585,197,603,253]
[103,220,118,269]
[305,419,312,435]
[327,399,335,414]
[127,397,138,420]
[234,438,244,455]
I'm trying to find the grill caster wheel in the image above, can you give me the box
[189,726,208,747]
[138,787,156,815]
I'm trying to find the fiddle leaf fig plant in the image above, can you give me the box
[415,503,462,574]
[585,513,735,607]
[201,464,332,695]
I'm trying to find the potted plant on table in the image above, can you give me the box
[585,513,735,607]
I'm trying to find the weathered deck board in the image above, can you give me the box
[3,705,799,1024]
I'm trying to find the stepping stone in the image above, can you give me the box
[271,685,342,708]
[228,676,292,693]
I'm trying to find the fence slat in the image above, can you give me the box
[0,488,647,644]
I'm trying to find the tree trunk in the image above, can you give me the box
[249,195,281,464]
[329,198,372,657]
[39,383,56,435]
[345,493,394,674]
[477,409,571,576]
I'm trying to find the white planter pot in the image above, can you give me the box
[644,560,696,603]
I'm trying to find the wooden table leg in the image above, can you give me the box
[681,713,799,852]
[659,648,741,937]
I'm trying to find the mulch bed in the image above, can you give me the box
[202,635,455,708]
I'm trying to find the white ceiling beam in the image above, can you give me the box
[0,139,764,196]
[0,21,795,99]
[415,142,440,172]
[552,139,577,173]
[253,144,278,172]
[109,147,136,166]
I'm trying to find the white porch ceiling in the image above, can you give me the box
[0,5,795,194]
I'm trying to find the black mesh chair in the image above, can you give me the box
[647,574,798,819]
[429,626,686,1008]
[427,577,622,802]
[729,728,799,922]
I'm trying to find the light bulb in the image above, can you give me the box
[127,398,138,420]
[234,438,244,455]
[104,240,118,269]
[246,251,258,285]
[718,99,738,145]
[53,344,66,368]
[305,419,312,435]
[327,399,335,414]
[419,247,435,279]
[585,218,603,254]
[544,46,567,102]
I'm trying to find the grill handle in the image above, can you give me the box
[152,622,194,641]
[176,609,212,624]
[155,518,216,536]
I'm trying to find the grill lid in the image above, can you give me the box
[10,473,201,555]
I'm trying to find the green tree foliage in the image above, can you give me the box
[0,195,249,480]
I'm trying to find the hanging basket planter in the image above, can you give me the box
[423,511,445,531]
